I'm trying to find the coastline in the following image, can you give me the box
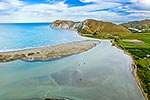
[0,40,99,62]
[50,21,148,100]
[132,62,149,100]
[0,22,147,99]
[111,40,149,100]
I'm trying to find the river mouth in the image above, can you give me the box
[0,23,145,100]
[0,40,145,100]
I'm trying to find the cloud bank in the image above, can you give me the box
[0,0,150,23]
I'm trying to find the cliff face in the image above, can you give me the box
[50,20,83,31]
[50,19,131,34]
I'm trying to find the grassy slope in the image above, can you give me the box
[81,32,150,100]
[121,19,150,32]
[78,19,131,34]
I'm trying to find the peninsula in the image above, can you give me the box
[0,40,99,62]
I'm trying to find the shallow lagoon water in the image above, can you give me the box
[0,23,145,100]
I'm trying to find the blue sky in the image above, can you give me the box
[0,0,150,23]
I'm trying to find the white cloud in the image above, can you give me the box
[0,0,122,23]
[79,0,99,3]
[130,0,150,5]
[0,2,10,10]
[5,0,24,6]
[68,2,120,12]
[129,0,150,9]
[0,1,68,22]
[79,0,125,3]
[0,0,150,23]
[137,0,150,8]
[20,2,67,13]
[0,0,24,10]
[127,12,150,18]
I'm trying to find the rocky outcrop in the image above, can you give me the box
[0,40,99,62]
[50,19,131,34]
[50,20,83,31]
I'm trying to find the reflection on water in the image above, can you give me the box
[0,40,145,100]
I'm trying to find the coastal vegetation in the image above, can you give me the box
[51,19,150,100]
[81,30,150,100]
[114,33,150,100]
[121,19,150,33]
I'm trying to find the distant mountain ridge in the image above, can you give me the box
[121,19,150,33]
[50,19,131,34]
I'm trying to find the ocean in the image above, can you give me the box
[0,23,145,100]
[0,23,85,52]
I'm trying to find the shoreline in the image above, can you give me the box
[0,22,147,99]
[50,22,148,100]
[50,21,148,100]
[111,40,149,100]
[132,62,149,100]
[69,30,148,100]
[0,40,100,62]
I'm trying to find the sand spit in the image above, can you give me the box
[0,40,99,62]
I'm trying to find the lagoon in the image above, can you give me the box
[0,23,145,100]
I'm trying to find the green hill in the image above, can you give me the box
[78,19,131,34]
[121,19,150,33]
[50,19,131,35]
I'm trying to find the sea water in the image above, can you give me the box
[0,23,145,100]
[0,23,85,52]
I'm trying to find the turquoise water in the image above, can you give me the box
[0,23,145,100]
[0,23,84,52]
